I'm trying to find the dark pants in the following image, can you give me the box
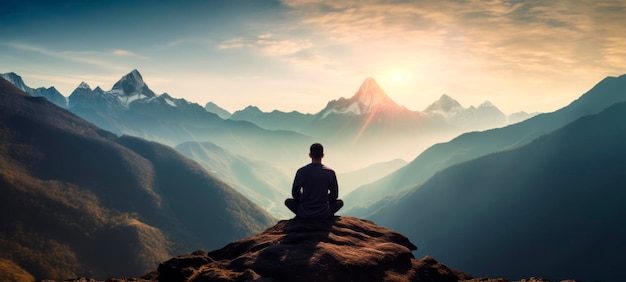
[285,199,344,218]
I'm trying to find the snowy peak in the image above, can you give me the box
[3,72,68,108]
[318,77,406,118]
[78,82,92,90]
[424,94,463,113]
[352,77,398,110]
[111,69,156,98]
[1,72,30,92]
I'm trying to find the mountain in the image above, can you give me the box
[507,110,539,124]
[204,101,231,119]
[230,106,313,132]
[144,217,472,282]
[110,69,156,102]
[317,77,409,117]
[1,72,67,108]
[0,79,275,280]
[424,94,507,129]
[369,101,626,281]
[65,70,311,170]
[228,78,518,171]
[175,141,292,219]
[344,74,626,216]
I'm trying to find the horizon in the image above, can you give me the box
[2,1,626,114]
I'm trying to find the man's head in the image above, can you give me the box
[309,143,324,160]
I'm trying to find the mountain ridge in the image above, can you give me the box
[0,78,275,280]
[344,73,626,216]
[369,101,626,281]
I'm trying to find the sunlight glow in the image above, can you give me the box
[392,73,404,83]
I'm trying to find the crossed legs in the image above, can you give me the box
[284,199,344,218]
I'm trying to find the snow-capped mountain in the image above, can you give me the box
[317,77,411,119]
[423,94,464,118]
[63,69,310,171]
[424,94,507,129]
[1,72,67,108]
[68,69,206,115]
[109,69,156,106]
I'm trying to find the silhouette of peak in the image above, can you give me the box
[243,105,262,112]
[78,82,91,90]
[425,94,463,112]
[111,69,156,98]
[478,100,496,108]
[149,217,471,282]
[1,72,30,92]
[351,77,396,108]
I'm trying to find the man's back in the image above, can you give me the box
[292,163,339,218]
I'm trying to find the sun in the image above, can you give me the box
[391,73,405,83]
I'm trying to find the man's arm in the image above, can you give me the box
[292,169,302,201]
[328,170,339,201]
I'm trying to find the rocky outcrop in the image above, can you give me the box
[149,216,470,282]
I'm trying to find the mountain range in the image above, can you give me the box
[1,72,67,108]
[3,69,623,281]
[370,101,626,281]
[0,78,275,280]
[2,70,531,219]
[227,76,536,171]
[344,74,626,216]
[64,70,311,172]
[350,74,626,281]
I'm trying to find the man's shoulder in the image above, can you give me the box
[321,164,336,172]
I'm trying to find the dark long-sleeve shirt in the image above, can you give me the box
[292,163,339,218]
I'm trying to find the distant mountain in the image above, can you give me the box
[507,110,539,124]
[1,72,67,108]
[0,79,275,280]
[175,141,292,219]
[318,77,410,118]
[230,106,313,132]
[228,78,522,170]
[204,101,232,119]
[231,79,515,136]
[344,74,626,216]
[424,94,507,129]
[64,70,311,170]
[369,101,626,281]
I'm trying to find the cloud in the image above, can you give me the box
[218,34,312,56]
[280,0,626,76]
[217,37,247,49]
[112,49,148,59]
[5,42,129,71]
[255,35,312,56]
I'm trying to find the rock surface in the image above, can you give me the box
[150,216,470,282]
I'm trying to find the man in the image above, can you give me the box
[285,143,344,219]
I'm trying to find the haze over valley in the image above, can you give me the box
[2,70,536,217]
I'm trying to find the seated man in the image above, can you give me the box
[285,143,343,219]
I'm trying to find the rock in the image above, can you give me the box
[154,216,470,282]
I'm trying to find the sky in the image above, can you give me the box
[2,0,626,115]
